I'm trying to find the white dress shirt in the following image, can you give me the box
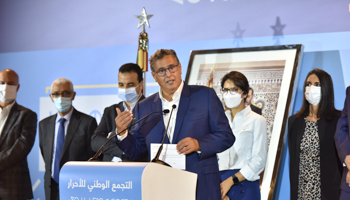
[217,106,267,181]
[159,81,184,143]
[0,101,15,137]
[51,108,73,178]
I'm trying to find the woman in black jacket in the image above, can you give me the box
[288,68,342,200]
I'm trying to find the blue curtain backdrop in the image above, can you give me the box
[0,1,349,199]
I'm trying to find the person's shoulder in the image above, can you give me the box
[74,109,96,122]
[139,92,158,105]
[39,114,55,124]
[103,103,121,112]
[288,113,302,125]
[250,110,265,122]
[16,103,36,115]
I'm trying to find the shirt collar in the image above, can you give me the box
[225,105,252,121]
[56,107,74,123]
[0,101,16,115]
[159,80,184,102]
[122,94,142,111]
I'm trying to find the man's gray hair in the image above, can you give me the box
[149,49,180,72]
[51,78,74,92]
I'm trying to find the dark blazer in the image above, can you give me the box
[39,108,97,200]
[0,103,37,200]
[91,96,148,161]
[250,104,262,115]
[288,112,342,200]
[117,83,235,200]
[335,86,350,194]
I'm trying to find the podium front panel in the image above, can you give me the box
[60,162,147,200]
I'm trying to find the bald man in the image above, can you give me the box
[0,69,37,200]
[39,78,97,200]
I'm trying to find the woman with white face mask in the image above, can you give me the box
[218,71,267,200]
[288,69,342,200]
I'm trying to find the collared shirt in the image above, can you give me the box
[159,81,184,143]
[217,106,267,181]
[0,101,16,137]
[51,107,74,178]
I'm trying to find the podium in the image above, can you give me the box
[60,162,197,200]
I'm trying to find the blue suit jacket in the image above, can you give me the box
[335,86,350,193]
[118,83,235,200]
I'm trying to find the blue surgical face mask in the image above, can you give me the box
[118,83,141,102]
[53,97,72,113]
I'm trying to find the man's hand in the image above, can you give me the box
[177,137,200,155]
[222,195,230,200]
[115,108,133,136]
[345,155,350,171]
[220,177,233,199]
[347,171,350,187]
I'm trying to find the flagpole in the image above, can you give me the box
[135,7,153,97]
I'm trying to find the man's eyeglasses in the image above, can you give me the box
[221,87,242,95]
[51,91,74,98]
[154,64,179,77]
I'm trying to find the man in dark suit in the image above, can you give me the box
[39,78,97,200]
[245,87,262,115]
[115,49,235,200]
[335,86,350,199]
[91,63,147,162]
[0,69,37,200]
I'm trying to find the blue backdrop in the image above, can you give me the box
[0,1,349,199]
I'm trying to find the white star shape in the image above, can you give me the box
[135,7,153,29]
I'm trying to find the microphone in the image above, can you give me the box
[151,104,177,167]
[88,109,170,161]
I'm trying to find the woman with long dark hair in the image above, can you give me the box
[218,71,267,200]
[288,68,342,200]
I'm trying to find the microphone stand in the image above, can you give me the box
[151,104,176,167]
[88,109,169,161]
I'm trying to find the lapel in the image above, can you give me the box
[61,108,80,160]
[172,83,191,143]
[149,93,166,143]
[46,114,57,166]
[317,118,326,142]
[295,117,306,157]
[0,103,20,147]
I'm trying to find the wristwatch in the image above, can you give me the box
[232,175,239,186]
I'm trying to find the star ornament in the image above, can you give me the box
[135,7,153,29]
[271,16,286,36]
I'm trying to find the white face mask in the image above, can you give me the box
[305,85,321,106]
[53,97,72,113]
[0,84,17,103]
[223,92,243,108]
[118,82,141,102]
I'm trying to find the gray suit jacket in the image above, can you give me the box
[39,108,97,200]
[0,102,37,199]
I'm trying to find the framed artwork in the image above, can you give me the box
[185,45,303,200]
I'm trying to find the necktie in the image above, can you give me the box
[53,118,66,183]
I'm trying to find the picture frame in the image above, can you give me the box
[185,45,303,200]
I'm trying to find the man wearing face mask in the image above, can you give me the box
[91,63,148,162]
[0,69,37,200]
[39,78,98,200]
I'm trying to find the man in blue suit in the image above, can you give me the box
[335,86,350,199]
[115,49,235,199]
